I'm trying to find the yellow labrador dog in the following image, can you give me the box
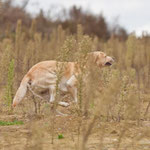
[12,51,114,107]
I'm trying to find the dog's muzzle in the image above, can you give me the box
[105,62,112,66]
[105,57,114,66]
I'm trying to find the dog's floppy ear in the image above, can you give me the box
[90,52,99,64]
[87,52,99,64]
[93,53,99,64]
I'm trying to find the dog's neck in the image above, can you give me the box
[75,53,102,75]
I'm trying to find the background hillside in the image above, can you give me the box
[0,0,128,41]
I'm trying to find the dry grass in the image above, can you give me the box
[0,22,150,150]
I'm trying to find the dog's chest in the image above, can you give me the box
[59,78,68,92]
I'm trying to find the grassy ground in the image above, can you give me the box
[0,111,150,150]
[0,99,150,150]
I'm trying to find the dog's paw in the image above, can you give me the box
[59,102,70,107]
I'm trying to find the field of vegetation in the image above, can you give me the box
[0,1,150,150]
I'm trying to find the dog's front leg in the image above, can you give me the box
[49,85,70,107]
[66,75,78,103]
[49,85,56,102]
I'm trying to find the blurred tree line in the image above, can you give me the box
[0,0,128,41]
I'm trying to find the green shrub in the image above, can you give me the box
[4,59,15,109]
[0,120,24,126]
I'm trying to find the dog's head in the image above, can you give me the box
[89,51,114,68]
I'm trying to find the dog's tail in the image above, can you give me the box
[12,75,30,107]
